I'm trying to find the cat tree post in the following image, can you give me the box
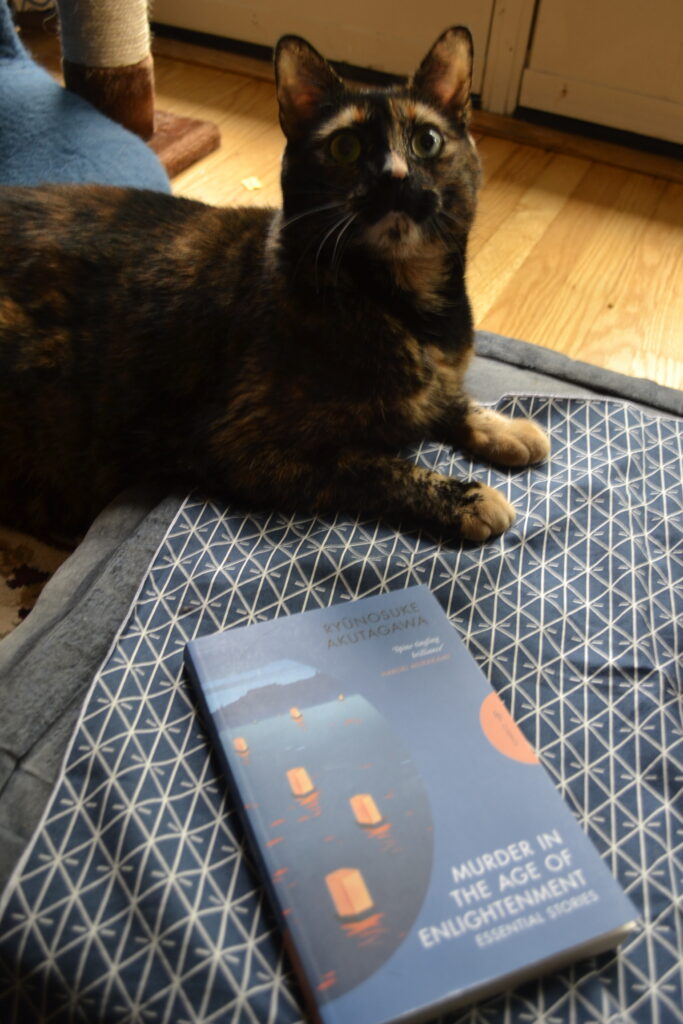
[48,0,221,174]
[55,0,155,139]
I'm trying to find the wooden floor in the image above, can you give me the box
[25,28,683,391]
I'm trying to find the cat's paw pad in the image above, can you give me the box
[460,484,516,541]
[467,410,550,467]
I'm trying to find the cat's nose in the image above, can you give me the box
[383,151,409,178]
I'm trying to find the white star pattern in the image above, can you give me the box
[0,396,681,1023]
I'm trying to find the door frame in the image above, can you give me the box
[480,0,537,114]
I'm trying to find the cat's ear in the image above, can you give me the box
[274,35,344,140]
[411,26,473,123]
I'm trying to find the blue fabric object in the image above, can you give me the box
[0,2,169,190]
[0,395,681,1023]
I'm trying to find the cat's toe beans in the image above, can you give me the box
[513,419,550,465]
[487,419,549,467]
[460,484,516,542]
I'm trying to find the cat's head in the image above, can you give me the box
[274,27,480,264]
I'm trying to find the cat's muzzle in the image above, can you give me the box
[357,178,436,251]
[360,176,438,226]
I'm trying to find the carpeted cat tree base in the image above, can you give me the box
[149,109,221,179]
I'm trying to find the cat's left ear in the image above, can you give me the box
[411,26,473,124]
[275,35,344,140]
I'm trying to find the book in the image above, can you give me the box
[184,585,638,1024]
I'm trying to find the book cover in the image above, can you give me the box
[184,586,638,1024]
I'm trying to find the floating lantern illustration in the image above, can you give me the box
[287,766,315,797]
[325,867,374,919]
[233,736,249,754]
[350,794,383,828]
[289,706,303,720]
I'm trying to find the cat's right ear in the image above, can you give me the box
[274,36,344,141]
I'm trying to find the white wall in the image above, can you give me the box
[152,0,495,91]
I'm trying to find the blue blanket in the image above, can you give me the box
[1,395,681,1023]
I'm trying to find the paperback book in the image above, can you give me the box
[184,585,638,1024]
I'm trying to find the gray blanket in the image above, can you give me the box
[1,332,681,894]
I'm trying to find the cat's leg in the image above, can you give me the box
[459,404,549,468]
[239,451,515,541]
[353,456,515,539]
[327,455,515,540]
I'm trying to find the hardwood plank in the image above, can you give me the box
[578,181,683,387]
[476,135,522,184]
[154,57,282,205]
[469,144,555,259]
[478,165,683,387]
[468,152,590,319]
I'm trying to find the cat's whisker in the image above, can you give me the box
[281,201,344,231]
[313,213,356,291]
[330,213,358,281]
[286,207,350,282]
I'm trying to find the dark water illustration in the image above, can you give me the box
[219,684,434,1000]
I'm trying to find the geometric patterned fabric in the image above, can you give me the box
[0,396,681,1023]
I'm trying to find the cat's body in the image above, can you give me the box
[0,28,548,540]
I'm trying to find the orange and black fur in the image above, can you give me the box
[0,28,548,540]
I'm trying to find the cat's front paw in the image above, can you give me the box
[459,483,516,541]
[465,408,549,467]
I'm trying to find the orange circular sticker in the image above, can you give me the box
[479,692,538,764]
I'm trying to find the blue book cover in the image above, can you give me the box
[184,586,638,1024]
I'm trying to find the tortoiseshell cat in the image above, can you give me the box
[0,27,548,541]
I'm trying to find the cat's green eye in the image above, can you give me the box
[411,126,444,159]
[328,131,362,164]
